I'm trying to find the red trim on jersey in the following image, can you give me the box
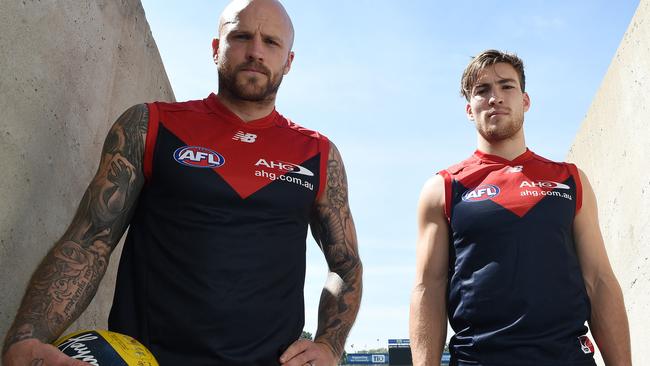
[438,170,452,222]
[316,137,330,202]
[567,163,583,214]
[152,95,327,200]
[144,102,160,182]
[474,148,535,165]
[444,150,577,218]
[204,93,279,128]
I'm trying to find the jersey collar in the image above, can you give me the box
[474,148,534,165]
[204,93,281,129]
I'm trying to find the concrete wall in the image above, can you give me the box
[0,0,174,341]
[567,0,648,364]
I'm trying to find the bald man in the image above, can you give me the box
[2,1,362,365]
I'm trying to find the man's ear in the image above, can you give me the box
[212,38,220,64]
[283,51,295,75]
[466,102,474,121]
[523,92,531,112]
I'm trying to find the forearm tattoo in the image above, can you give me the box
[311,144,363,358]
[2,104,148,354]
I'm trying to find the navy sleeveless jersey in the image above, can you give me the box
[439,149,596,366]
[108,94,330,365]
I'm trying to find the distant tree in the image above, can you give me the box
[339,350,347,365]
[361,347,388,354]
[300,331,313,341]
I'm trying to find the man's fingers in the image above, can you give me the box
[66,356,92,366]
[279,339,311,364]
[282,352,313,366]
[2,340,90,366]
[43,343,90,366]
[279,339,338,366]
[63,358,91,366]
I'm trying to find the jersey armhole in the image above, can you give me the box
[315,137,331,202]
[567,163,583,215]
[143,102,160,183]
[438,170,452,223]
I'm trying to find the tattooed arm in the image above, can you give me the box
[2,104,149,366]
[280,143,363,366]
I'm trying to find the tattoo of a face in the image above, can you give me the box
[3,104,149,354]
[311,144,362,358]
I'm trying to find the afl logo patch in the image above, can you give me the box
[462,184,500,202]
[173,146,225,168]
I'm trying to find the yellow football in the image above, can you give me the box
[53,329,158,366]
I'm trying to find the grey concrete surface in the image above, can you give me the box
[567,0,648,364]
[0,0,174,342]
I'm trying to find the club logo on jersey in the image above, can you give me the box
[173,146,225,168]
[507,165,523,173]
[520,180,570,189]
[578,335,594,354]
[232,131,257,143]
[254,158,314,176]
[462,184,500,202]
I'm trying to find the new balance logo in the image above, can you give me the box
[233,131,257,143]
[507,165,523,173]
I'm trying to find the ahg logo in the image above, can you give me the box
[520,180,570,189]
[254,158,313,176]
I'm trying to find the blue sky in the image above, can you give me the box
[141,0,639,352]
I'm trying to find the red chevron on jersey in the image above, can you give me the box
[144,93,329,199]
[442,149,582,218]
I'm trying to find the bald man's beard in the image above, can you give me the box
[218,61,284,102]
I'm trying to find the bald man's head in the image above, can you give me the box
[212,0,295,103]
[218,0,294,49]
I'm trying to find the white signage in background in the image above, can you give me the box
[372,354,386,362]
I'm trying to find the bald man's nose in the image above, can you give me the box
[246,35,265,61]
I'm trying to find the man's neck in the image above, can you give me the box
[477,133,527,161]
[216,92,276,122]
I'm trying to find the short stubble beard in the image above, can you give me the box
[477,114,524,142]
[218,61,284,103]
